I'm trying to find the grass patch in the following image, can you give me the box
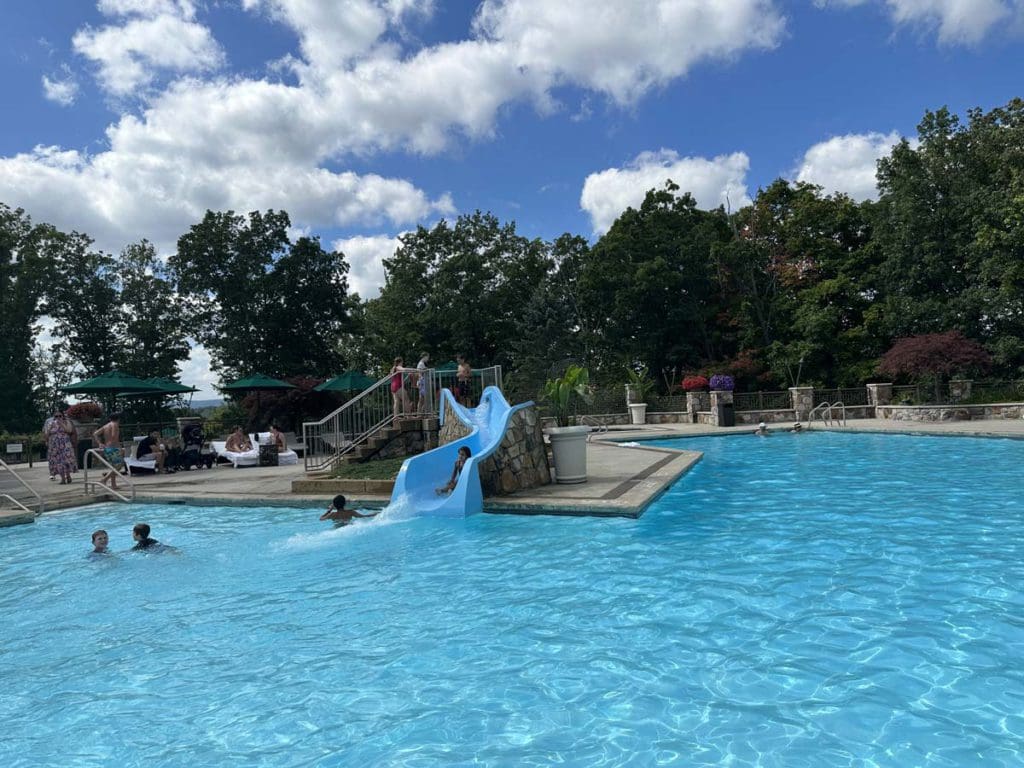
[329,456,406,480]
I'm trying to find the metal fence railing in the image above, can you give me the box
[649,394,688,412]
[964,380,1024,404]
[815,387,869,407]
[891,384,948,405]
[733,390,792,411]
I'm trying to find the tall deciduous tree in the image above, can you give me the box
[364,212,551,369]
[171,209,355,378]
[0,205,52,430]
[578,182,732,384]
[115,240,190,379]
[45,233,124,377]
[874,99,1024,374]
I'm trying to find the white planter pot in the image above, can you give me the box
[546,425,589,484]
[628,402,648,425]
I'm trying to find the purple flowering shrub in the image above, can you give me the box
[708,374,735,391]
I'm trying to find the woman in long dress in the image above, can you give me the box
[45,406,76,485]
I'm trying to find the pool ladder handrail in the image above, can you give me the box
[83,448,136,502]
[809,401,847,427]
[0,457,44,515]
[578,414,609,441]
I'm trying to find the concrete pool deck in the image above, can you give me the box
[4,416,1023,526]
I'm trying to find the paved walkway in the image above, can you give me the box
[4,416,1023,526]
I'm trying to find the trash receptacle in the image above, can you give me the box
[717,401,735,427]
[259,443,279,467]
[76,439,93,468]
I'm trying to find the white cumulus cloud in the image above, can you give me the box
[2,0,785,260]
[816,0,1022,45]
[580,150,752,235]
[42,68,80,106]
[73,0,224,96]
[793,131,903,201]
[332,234,403,299]
[474,0,785,104]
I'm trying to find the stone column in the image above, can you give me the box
[789,387,814,420]
[948,379,972,402]
[709,390,733,427]
[866,383,893,407]
[176,416,202,432]
[685,391,700,423]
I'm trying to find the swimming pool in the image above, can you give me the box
[2,431,1022,766]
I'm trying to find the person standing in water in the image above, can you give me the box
[88,529,112,559]
[320,495,380,524]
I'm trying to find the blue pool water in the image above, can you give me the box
[2,431,1023,767]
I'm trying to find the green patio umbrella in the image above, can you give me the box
[221,373,297,427]
[62,370,166,395]
[116,377,199,398]
[314,370,376,393]
[148,377,200,395]
[436,360,459,371]
[61,369,166,412]
[221,373,297,392]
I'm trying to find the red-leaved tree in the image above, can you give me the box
[878,331,991,400]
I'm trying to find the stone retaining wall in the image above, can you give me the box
[877,403,1024,421]
[376,419,438,460]
[440,401,551,495]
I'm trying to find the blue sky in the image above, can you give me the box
[2,0,1022,396]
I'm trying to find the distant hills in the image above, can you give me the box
[190,399,224,410]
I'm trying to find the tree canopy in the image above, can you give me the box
[4,97,1024,432]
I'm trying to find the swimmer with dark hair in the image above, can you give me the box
[131,523,179,553]
[320,495,380,524]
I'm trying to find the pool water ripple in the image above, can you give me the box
[1,431,1023,766]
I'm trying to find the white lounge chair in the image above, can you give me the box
[211,439,259,468]
[124,437,157,476]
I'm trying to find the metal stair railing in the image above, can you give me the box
[808,401,847,427]
[579,414,609,441]
[809,402,831,426]
[828,401,847,426]
[83,448,136,502]
[302,366,505,473]
[303,372,403,473]
[0,458,44,515]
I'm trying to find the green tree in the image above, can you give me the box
[507,233,590,399]
[873,99,1024,375]
[715,180,879,386]
[0,205,53,430]
[46,233,124,376]
[170,210,356,378]
[578,182,732,384]
[364,212,551,368]
[115,240,190,379]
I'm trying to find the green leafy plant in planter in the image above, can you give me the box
[625,366,657,404]
[543,365,591,427]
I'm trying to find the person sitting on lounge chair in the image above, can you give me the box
[137,429,171,473]
[225,426,252,453]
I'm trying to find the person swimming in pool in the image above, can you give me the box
[320,495,380,524]
[130,522,179,553]
[88,529,113,559]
